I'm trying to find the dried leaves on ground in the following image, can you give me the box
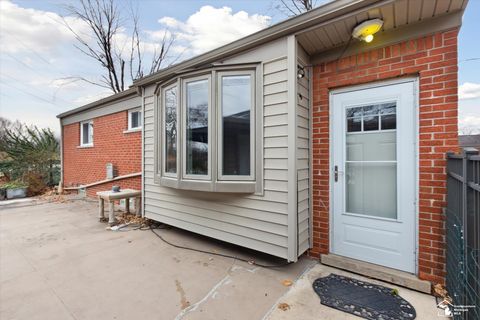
[38,189,72,203]
[282,279,293,287]
[433,283,450,300]
[278,303,290,311]
[115,213,149,226]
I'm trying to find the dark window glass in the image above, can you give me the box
[221,75,251,176]
[363,105,380,116]
[381,114,396,130]
[380,103,396,114]
[363,116,379,131]
[165,87,177,174]
[347,117,362,132]
[186,79,209,175]
[82,122,90,144]
[131,111,141,128]
[347,107,363,118]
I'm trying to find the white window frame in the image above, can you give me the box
[217,70,255,181]
[161,81,179,178]
[127,108,142,131]
[182,74,212,181]
[80,120,93,147]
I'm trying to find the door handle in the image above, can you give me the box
[334,165,338,182]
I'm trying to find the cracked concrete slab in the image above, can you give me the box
[0,200,315,320]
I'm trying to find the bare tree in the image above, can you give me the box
[275,0,316,16]
[62,0,176,94]
[459,126,480,135]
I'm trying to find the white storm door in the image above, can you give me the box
[331,80,416,273]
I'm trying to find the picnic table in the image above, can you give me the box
[96,189,141,225]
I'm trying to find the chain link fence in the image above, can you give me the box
[446,148,480,320]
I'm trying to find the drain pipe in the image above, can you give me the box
[58,118,64,194]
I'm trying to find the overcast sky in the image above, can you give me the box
[0,0,479,134]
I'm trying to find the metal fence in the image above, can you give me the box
[446,148,480,320]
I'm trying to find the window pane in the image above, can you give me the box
[381,114,396,130]
[222,75,251,176]
[165,87,177,174]
[363,115,379,131]
[379,103,396,114]
[363,105,380,116]
[82,123,89,144]
[347,131,396,161]
[347,117,361,132]
[347,107,362,118]
[186,79,209,175]
[346,162,397,219]
[131,111,141,128]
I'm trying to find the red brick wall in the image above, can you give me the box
[62,110,142,197]
[310,29,459,285]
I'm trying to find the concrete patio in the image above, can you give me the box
[0,199,440,320]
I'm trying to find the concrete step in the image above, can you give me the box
[321,254,431,294]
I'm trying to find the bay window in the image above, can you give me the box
[158,67,257,192]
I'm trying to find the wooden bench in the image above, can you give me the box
[96,189,141,225]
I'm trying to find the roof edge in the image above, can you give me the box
[56,87,139,119]
[133,0,383,87]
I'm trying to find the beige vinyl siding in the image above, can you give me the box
[297,59,310,255]
[142,56,290,259]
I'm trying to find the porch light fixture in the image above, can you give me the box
[352,19,383,43]
[297,65,305,79]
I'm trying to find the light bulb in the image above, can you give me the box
[364,34,374,43]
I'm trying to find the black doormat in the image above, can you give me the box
[312,274,416,320]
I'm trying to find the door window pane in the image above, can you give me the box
[363,116,379,131]
[345,102,397,219]
[347,131,396,161]
[381,114,396,130]
[165,87,177,174]
[186,79,209,175]
[221,75,251,176]
[347,117,362,132]
[346,162,397,219]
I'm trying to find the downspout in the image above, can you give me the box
[140,86,145,217]
[58,118,64,193]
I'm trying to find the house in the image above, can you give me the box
[459,134,480,150]
[57,88,142,197]
[58,0,468,290]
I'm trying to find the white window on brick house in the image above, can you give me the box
[80,120,93,147]
[128,108,142,130]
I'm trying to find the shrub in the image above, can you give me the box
[1,181,28,190]
[0,124,60,188]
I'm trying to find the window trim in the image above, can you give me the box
[182,74,212,181]
[127,108,142,131]
[79,120,93,147]
[217,70,256,181]
[161,81,179,179]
